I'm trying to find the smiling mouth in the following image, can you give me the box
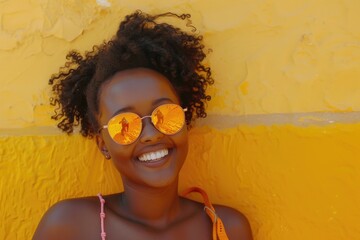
[137,149,169,162]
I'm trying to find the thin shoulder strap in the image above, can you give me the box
[97,194,106,240]
[182,187,229,240]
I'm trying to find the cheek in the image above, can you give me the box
[111,145,133,160]
[103,135,134,162]
[108,144,136,176]
[174,128,189,158]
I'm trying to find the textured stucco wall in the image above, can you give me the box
[1,1,360,239]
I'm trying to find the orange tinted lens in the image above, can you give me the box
[107,112,142,145]
[151,104,185,135]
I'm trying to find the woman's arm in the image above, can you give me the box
[215,205,253,240]
[33,199,90,240]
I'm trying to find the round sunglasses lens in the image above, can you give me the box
[151,104,185,135]
[107,113,141,145]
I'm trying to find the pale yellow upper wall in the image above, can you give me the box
[1,0,360,128]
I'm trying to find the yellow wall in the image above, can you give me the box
[1,1,359,239]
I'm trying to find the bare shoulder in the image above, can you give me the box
[33,197,100,240]
[214,204,253,240]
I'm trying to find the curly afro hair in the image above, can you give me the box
[49,11,214,138]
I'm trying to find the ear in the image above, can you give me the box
[96,134,111,160]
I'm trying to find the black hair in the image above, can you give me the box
[49,10,214,137]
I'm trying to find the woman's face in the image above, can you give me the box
[96,68,188,188]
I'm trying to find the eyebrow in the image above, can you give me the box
[152,97,174,106]
[110,97,174,117]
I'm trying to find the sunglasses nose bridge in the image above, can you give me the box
[139,115,153,126]
[138,114,163,143]
[140,114,157,130]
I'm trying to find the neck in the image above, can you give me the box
[120,179,181,229]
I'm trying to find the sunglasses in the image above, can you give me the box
[99,103,187,145]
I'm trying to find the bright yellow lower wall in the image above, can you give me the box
[1,124,360,239]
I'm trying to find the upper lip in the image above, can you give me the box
[135,143,172,158]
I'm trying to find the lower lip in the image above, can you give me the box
[136,149,172,168]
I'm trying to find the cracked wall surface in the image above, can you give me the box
[1,0,360,239]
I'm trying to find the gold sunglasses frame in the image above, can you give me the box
[98,104,188,144]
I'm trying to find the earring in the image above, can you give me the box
[102,149,111,160]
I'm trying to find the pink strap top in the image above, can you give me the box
[97,194,106,240]
[97,189,229,240]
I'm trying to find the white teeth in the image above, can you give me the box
[138,149,169,162]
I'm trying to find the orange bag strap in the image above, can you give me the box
[182,187,229,240]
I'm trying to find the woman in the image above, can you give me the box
[33,11,253,240]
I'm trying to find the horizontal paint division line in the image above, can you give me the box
[197,111,360,129]
[0,126,65,137]
[1,111,360,136]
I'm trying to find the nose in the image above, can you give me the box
[139,117,164,143]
